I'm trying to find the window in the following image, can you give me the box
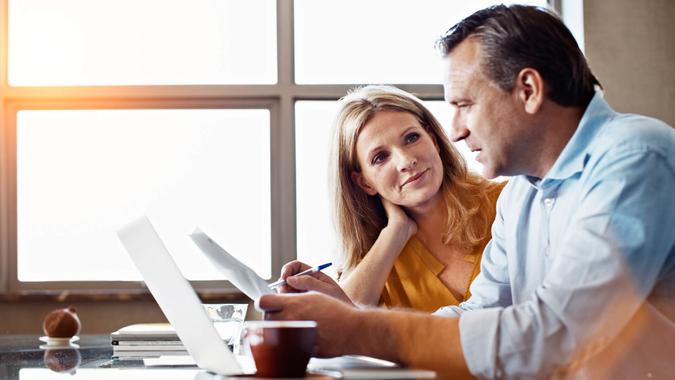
[9,0,277,85]
[295,0,526,84]
[0,0,550,295]
[17,109,271,281]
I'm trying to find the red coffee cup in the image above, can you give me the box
[244,321,317,378]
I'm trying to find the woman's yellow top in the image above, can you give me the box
[379,183,504,313]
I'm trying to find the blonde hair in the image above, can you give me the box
[331,85,501,274]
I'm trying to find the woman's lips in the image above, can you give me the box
[402,169,428,187]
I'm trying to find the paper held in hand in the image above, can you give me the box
[189,228,273,301]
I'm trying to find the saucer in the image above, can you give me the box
[39,336,80,347]
[39,343,80,350]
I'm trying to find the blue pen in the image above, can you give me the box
[268,262,332,289]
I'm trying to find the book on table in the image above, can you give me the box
[110,322,235,360]
[111,323,180,341]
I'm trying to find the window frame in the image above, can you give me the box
[5,98,282,294]
[0,0,556,297]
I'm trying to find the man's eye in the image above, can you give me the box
[372,152,387,165]
[452,101,470,109]
[405,132,420,144]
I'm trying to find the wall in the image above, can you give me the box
[0,298,257,334]
[584,0,675,125]
[1,299,168,335]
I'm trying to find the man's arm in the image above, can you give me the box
[460,147,675,378]
[259,291,473,379]
[354,308,472,379]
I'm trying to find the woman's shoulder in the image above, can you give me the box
[491,179,507,191]
[482,179,507,206]
[445,174,507,209]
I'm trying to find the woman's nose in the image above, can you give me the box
[396,151,417,171]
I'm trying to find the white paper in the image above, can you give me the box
[308,356,436,379]
[144,355,196,367]
[145,354,256,373]
[189,228,273,301]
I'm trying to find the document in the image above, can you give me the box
[190,228,273,301]
[309,356,436,379]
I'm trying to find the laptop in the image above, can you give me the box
[116,216,248,376]
[117,216,435,379]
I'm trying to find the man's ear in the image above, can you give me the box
[351,171,378,196]
[515,68,545,114]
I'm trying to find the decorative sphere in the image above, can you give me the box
[42,306,81,338]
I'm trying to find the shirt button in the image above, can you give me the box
[543,198,555,208]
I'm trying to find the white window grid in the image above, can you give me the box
[0,0,556,295]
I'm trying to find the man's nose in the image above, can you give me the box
[449,116,469,142]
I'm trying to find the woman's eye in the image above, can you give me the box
[372,152,387,165]
[405,132,420,144]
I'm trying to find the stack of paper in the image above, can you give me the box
[111,323,235,361]
[111,323,188,360]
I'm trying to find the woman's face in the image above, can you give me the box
[351,110,444,209]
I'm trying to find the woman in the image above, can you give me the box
[332,85,504,312]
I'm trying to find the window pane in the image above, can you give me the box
[295,100,485,273]
[294,0,548,84]
[17,109,271,281]
[295,102,339,276]
[9,0,277,86]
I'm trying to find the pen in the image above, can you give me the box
[268,262,332,289]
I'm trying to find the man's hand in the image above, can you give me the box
[276,260,354,306]
[258,292,471,378]
[258,291,359,357]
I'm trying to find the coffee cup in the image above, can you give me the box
[244,320,317,378]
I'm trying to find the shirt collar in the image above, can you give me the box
[540,91,616,184]
[408,236,445,276]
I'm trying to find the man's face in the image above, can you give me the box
[443,38,532,178]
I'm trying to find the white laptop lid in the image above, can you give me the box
[116,216,242,376]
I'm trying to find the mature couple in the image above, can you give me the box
[262,5,674,379]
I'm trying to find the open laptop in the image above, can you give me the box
[116,216,248,376]
[117,216,435,379]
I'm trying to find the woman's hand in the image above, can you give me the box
[274,260,354,306]
[382,198,417,240]
[339,200,416,306]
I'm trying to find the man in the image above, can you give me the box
[259,5,674,379]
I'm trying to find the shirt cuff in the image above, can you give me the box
[459,307,503,379]
[433,305,463,317]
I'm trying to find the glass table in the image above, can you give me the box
[0,335,333,380]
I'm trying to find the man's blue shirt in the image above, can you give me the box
[437,92,675,379]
